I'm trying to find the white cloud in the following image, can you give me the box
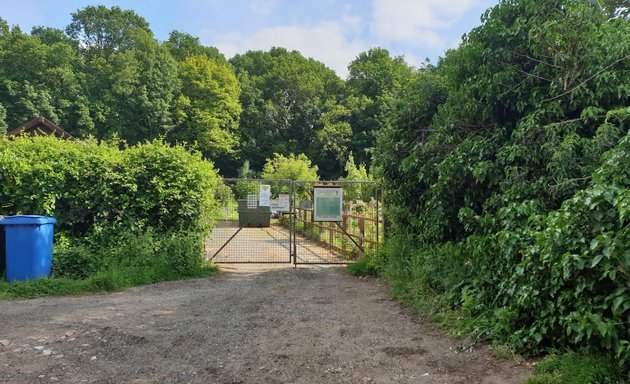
[204,19,368,78]
[249,0,280,15]
[371,0,479,46]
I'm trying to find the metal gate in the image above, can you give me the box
[206,178,382,264]
[292,180,382,264]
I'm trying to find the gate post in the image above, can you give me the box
[291,180,297,265]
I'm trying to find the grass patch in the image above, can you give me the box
[346,254,379,276]
[490,344,526,364]
[0,263,218,299]
[525,352,624,384]
[0,229,219,300]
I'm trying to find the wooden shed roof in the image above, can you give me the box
[7,116,74,139]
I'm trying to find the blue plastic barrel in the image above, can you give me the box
[0,215,57,282]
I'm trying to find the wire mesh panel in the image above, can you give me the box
[292,180,382,264]
[207,178,293,263]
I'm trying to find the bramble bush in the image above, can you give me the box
[0,135,219,285]
[369,0,629,379]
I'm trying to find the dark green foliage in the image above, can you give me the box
[230,47,345,176]
[52,245,98,279]
[164,30,227,63]
[0,8,235,151]
[346,48,414,167]
[372,0,630,378]
[51,230,209,281]
[65,5,151,56]
[158,231,206,275]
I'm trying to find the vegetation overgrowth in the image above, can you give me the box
[0,136,220,296]
[359,0,629,381]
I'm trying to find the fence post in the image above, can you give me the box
[329,221,334,249]
[342,215,348,253]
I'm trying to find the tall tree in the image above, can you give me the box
[30,26,77,47]
[116,29,179,143]
[66,6,178,142]
[65,5,150,56]
[164,31,227,63]
[346,48,413,167]
[0,23,90,133]
[169,55,241,166]
[230,47,344,176]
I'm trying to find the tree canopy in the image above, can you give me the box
[230,47,345,176]
[261,153,319,181]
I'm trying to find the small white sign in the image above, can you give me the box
[259,184,271,207]
[270,194,290,212]
[247,194,258,209]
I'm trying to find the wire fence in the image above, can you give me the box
[206,178,382,264]
[206,178,293,263]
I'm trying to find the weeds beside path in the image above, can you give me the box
[0,265,531,383]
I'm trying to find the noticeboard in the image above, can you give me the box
[313,186,343,222]
[270,194,290,212]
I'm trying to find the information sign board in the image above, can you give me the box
[313,186,343,222]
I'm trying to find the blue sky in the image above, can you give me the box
[0,0,499,78]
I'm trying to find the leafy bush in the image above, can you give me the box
[0,136,220,290]
[261,153,318,181]
[371,0,630,378]
[52,245,98,279]
[370,137,629,373]
[0,136,219,235]
[158,231,205,275]
[233,180,259,199]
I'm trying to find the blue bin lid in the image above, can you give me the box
[0,215,57,225]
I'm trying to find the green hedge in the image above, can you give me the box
[0,136,219,235]
[370,1,629,378]
[0,136,220,283]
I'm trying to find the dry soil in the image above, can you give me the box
[0,264,531,383]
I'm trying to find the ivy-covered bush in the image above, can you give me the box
[0,136,219,279]
[372,0,629,376]
[468,137,629,362]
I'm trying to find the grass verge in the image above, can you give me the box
[525,352,623,384]
[0,263,218,300]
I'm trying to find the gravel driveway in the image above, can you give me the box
[0,265,531,383]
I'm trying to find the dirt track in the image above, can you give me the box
[0,265,531,383]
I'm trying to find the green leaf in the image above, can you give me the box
[591,254,604,268]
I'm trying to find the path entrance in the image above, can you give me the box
[205,178,382,264]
